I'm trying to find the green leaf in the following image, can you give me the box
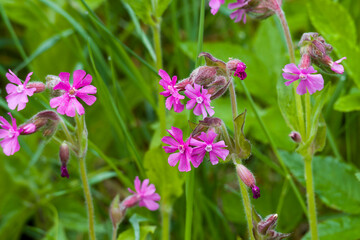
[117,225,156,240]
[277,77,299,131]
[129,214,151,240]
[302,215,360,240]
[144,147,185,205]
[122,0,155,26]
[281,151,360,214]
[334,92,360,112]
[307,0,360,88]
[155,0,172,18]
[310,115,326,154]
[356,173,360,182]
[234,110,251,160]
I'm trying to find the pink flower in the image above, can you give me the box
[0,113,36,156]
[161,127,197,172]
[185,84,215,119]
[50,70,97,117]
[123,176,161,211]
[234,62,247,80]
[228,0,248,23]
[330,57,346,74]
[159,69,185,113]
[5,70,36,111]
[190,130,229,165]
[282,63,324,95]
[209,0,225,15]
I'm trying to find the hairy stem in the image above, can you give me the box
[112,227,117,240]
[304,155,318,240]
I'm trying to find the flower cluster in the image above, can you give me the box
[162,127,229,172]
[209,0,281,23]
[282,32,346,95]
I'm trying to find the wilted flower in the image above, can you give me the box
[159,69,185,113]
[229,0,248,23]
[190,130,229,165]
[5,70,37,111]
[329,57,346,74]
[185,83,215,119]
[0,113,36,156]
[236,164,260,199]
[123,176,161,211]
[59,142,70,178]
[233,62,247,80]
[50,70,97,117]
[161,127,196,172]
[289,131,301,143]
[282,63,324,95]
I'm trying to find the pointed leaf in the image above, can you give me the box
[234,110,251,159]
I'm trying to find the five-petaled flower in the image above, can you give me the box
[5,70,36,111]
[228,0,248,23]
[0,113,35,156]
[282,63,324,95]
[50,70,97,117]
[123,176,161,211]
[159,69,185,113]
[190,130,229,165]
[161,127,197,172]
[185,83,215,119]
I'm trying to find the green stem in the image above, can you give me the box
[185,171,195,240]
[152,22,166,137]
[185,1,205,239]
[237,173,255,240]
[161,202,171,240]
[79,156,97,240]
[305,94,311,139]
[240,81,308,216]
[304,156,318,240]
[112,227,118,240]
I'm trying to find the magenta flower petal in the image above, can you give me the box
[126,176,161,211]
[0,113,25,156]
[331,57,346,74]
[209,0,224,15]
[185,84,214,119]
[282,64,324,95]
[50,70,96,117]
[159,69,184,112]
[6,70,22,85]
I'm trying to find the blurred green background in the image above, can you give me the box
[0,0,360,239]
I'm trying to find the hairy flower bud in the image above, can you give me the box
[258,214,278,235]
[29,111,60,137]
[190,66,217,86]
[59,142,70,178]
[208,76,230,100]
[191,117,224,138]
[26,81,46,93]
[236,164,260,199]
[110,195,126,228]
[289,131,302,143]
[46,75,65,97]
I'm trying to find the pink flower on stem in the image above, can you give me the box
[159,69,185,113]
[234,62,247,80]
[5,70,36,111]
[190,130,229,165]
[185,83,215,119]
[209,0,225,15]
[50,70,97,117]
[0,113,35,156]
[161,127,197,172]
[123,176,161,211]
[330,57,346,74]
[282,63,324,95]
[228,0,248,23]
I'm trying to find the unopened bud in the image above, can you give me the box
[258,214,278,235]
[110,195,126,228]
[190,66,217,86]
[26,81,46,93]
[192,117,223,138]
[46,75,64,97]
[60,142,70,178]
[208,76,229,100]
[236,164,260,199]
[30,111,60,137]
[289,131,301,143]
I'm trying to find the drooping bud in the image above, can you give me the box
[289,131,301,143]
[236,164,260,199]
[59,142,70,178]
[208,76,230,100]
[258,214,278,235]
[26,81,46,93]
[28,110,60,137]
[110,195,126,228]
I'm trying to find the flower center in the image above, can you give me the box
[167,85,175,94]
[299,73,307,80]
[17,85,24,93]
[205,144,213,152]
[69,88,76,97]
[178,144,185,153]
[196,96,204,104]
[8,129,16,138]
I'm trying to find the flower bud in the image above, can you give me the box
[59,142,70,178]
[208,76,230,100]
[289,131,301,143]
[26,81,46,93]
[29,111,60,137]
[236,164,260,199]
[46,75,65,97]
[190,66,217,86]
[191,117,223,138]
[110,195,126,228]
[258,214,278,235]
